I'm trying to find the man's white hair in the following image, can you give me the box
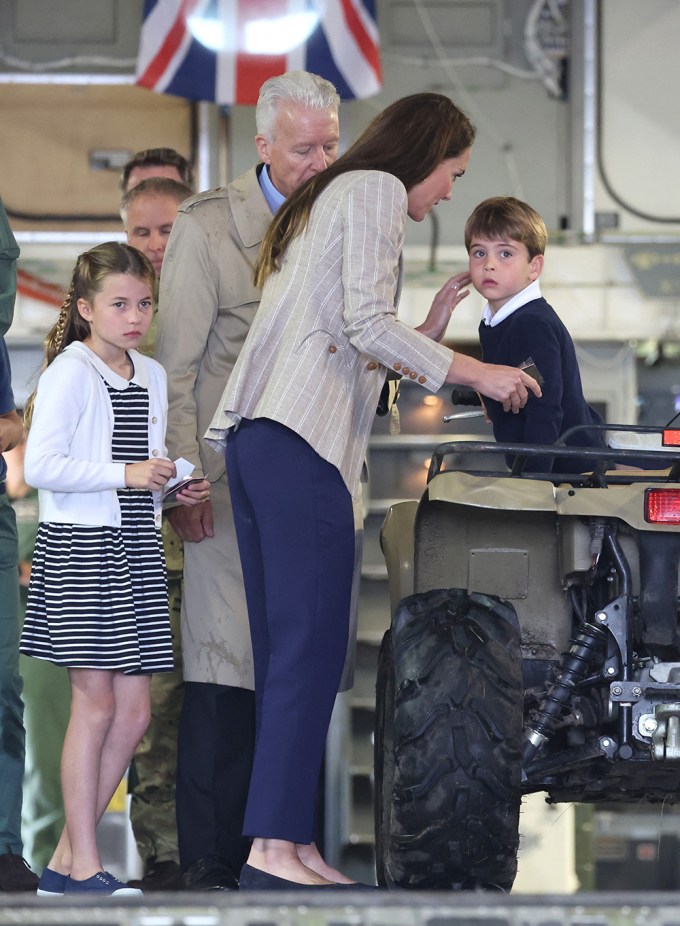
[256,71,340,140]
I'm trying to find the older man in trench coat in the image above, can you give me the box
[154,70,363,892]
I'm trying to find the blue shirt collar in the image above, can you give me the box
[258,164,285,214]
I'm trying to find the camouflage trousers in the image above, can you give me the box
[129,574,183,866]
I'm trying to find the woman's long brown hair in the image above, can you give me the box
[254,92,476,287]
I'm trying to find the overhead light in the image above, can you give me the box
[187,16,225,53]
[245,12,320,54]
[187,11,321,55]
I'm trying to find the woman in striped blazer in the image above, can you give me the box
[206,92,542,890]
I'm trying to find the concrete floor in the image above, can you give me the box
[1,891,680,925]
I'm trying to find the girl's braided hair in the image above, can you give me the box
[24,241,155,428]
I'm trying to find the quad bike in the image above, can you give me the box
[374,398,680,892]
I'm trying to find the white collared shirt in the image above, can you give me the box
[481,279,542,328]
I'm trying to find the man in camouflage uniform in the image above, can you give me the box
[0,196,39,892]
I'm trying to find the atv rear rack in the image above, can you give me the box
[428,423,680,485]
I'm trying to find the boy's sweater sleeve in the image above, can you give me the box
[482,311,565,473]
[518,315,565,448]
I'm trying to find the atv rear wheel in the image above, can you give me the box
[374,587,524,891]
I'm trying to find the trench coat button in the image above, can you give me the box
[366,361,378,370]
[393,362,401,371]
[418,375,426,384]
[328,345,337,353]
[402,367,410,375]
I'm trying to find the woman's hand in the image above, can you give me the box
[446,353,542,413]
[415,272,471,342]
[173,478,211,508]
[125,457,176,490]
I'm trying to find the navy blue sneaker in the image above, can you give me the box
[64,871,142,896]
[37,867,68,896]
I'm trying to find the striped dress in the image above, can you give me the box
[20,377,173,675]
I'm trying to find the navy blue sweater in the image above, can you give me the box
[478,297,605,473]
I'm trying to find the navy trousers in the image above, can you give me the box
[226,418,355,844]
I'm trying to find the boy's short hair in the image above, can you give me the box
[464,196,548,259]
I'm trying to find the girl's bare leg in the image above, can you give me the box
[47,670,150,880]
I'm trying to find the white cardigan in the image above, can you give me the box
[25,341,169,528]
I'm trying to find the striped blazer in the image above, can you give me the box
[206,169,453,496]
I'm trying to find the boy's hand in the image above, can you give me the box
[416,272,472,342]
[125,457,176,490]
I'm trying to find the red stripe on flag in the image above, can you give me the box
[340,0,381,81]
[235,0,288,105]
[138,0,201,88]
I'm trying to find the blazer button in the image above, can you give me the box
[409,371,417,379]
[329,345,337,353]
[393,362,401,371]
[151,416,158,424]
[402,367,410,376]
[152,449,159,456]
[366,361,377,371]
[418,375,426,384]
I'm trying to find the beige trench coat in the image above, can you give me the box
[155,167,269,689]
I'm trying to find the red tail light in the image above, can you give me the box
[645,488,680,523]
[663,429,680,446]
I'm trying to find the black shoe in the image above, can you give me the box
[180,856,239,891]
[128,859,182,891]
[0,852,40,892]
[238,863,377,891]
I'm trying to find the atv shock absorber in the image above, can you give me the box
[523,623,609,766]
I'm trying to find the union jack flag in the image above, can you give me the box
[136,0,381,104]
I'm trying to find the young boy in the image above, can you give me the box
[464,195,605,474]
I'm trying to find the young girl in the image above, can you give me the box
[20,242,208,896]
